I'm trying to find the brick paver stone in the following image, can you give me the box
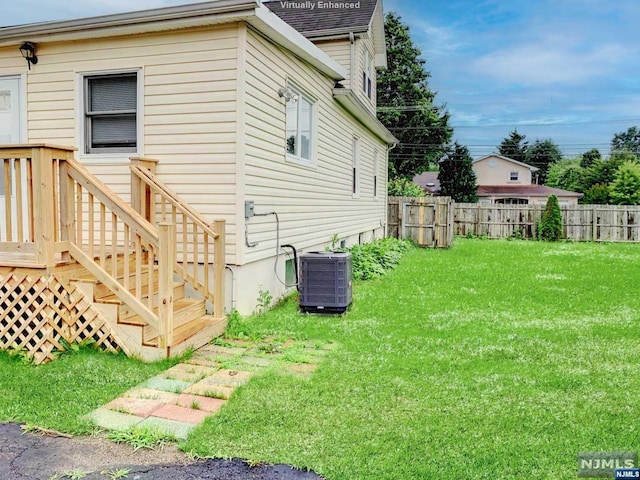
[104,397,165,417]
[175,394,226,413]
[151,404,211,425]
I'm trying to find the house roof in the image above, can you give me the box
[412,171,440,194]
[0,0,347,80]
[333,87,397,144]
[473,154,539,172]
[263,0,387,68]
[264,0,377,37]
[477,185,583,198]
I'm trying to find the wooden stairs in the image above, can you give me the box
[70,256,226,361]
[0,146,227,364]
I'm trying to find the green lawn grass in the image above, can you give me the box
[0,349,178,434]
[182,239,640,479]
[1,239,639,479]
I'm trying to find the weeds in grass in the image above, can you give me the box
[255,290,273,315]
[202,390,227,400]
[107,427,175,452]
[103,468,131,480]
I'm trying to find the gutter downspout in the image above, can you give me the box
[349,31,355,89]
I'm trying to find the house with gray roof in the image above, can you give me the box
[0,0,395,360]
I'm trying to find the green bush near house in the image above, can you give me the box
[341,237,414,280]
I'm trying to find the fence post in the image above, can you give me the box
[158,223,176,349]
[213,219,226,319]
[130,157,158,225]
[58,157,76,263]
[31,147,57,267]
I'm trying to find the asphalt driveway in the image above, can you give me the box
[0,423,323,479]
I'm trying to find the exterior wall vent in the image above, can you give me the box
[299,252,352,313]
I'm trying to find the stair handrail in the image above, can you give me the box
[129,163,225,319]
[62,157,166,337]
[68,158,159,244]
[130,165,219,239]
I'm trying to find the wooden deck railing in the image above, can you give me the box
[130,161,225,319]
[0,145,226,348]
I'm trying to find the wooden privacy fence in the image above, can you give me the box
[388,196,453,248]
[454,203,640,242]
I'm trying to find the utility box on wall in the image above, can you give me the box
[299,252,352,314]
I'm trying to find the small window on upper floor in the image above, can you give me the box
[510,171,519,181]
[363,51,373,100]
[285,84,315,166]
[84,72,138,154]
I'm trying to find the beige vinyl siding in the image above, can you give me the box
[242,28,387,264]
[0,25,240,262]
[314,39,352,89]
[355,37,377,114]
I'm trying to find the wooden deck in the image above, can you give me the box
[0,145,226,363]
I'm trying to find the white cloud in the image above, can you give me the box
[471,39,633,86]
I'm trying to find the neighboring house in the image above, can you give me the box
[412,171,440,195]
[0,0,395,360]
[472,154,582,205]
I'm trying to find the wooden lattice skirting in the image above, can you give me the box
[0,273,120,364]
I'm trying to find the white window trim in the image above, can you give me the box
[352,136,360,198]
[363,50,373,100]
[509,171,519,182]
[77,68,144,161]
[284,82,317,168]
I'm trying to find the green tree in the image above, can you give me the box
[538,195,563,241]
[582,183,610,204]
[498,129,528,164]
[525,139,562,184]
[545,158,584,192]
[438,142,477,202]
[611,126,640,158]
[377,12,452,179]
[387,177,425,197]
[580,148,601,168]
[609,161,640,205]
[580,154,627,192]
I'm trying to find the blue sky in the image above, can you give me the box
[4,0,640,158]
[385,0,640,157]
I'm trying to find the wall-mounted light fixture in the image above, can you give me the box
[278,86,298,103]
[19,42,38,70]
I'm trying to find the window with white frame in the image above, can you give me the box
[373,149,379,198]
[362,51,373,100]
[285,84,315,164]
[509,171,519,181]
[84,72,138,154]
[352,136,360,196]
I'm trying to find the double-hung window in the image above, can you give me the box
[509,171,519,181]
[363,51,373,100]
[84,72,138,154]
[285,84,315,165]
